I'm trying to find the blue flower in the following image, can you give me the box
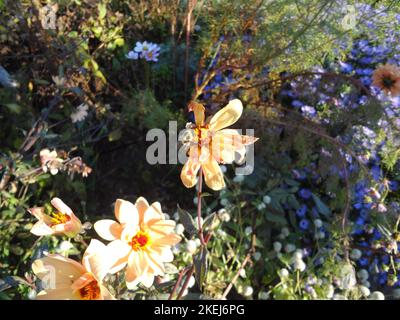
[292,100,304,108]
[359,257,369,266]
[296,204,307,218]
[299,188,312,199]
[299,219,310,230]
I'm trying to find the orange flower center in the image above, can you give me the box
[194,125,211,147]
[79,280,101,300]
[129,230,151,251]
[49,211,71,226]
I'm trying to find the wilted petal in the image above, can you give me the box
[181,156,201,188]
[94,219,122,241]
[202,157,225,190]
[209,99,243,132]
[189,101,205,126]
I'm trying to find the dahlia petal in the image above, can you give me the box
[94,219,122,241]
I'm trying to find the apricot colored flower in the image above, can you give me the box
[40,148,63,175]
[94,197,181,289]
[372,63,400,96]
[32,239,115,300]
[29,197,82,238]
[181,99,258,191]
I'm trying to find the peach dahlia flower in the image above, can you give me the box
[29,197,82,238]
[94,197,181,289]
[181,99,258,191]
[32,239,115,300]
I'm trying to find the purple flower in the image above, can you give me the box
[299,188,312,199]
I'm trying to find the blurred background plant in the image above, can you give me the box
[0,0,399,300]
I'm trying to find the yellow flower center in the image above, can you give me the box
[79,280,101,300]
[49,211,71,226]
[129,230,151,251]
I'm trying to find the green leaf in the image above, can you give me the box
[108,129,122,142]
[177,205,197,236]
[202,212,219,232]
[5,103,21,114]
[98,3,107,19]
[265,211,287,225]
[312,193,331,216]
[194,246,208,290]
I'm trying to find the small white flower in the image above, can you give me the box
[217,229,227,237]
[193,197,198,205]
[314,219,323,228]
[359,285,370,297]
[188,276,196,288]
[262,195,271,204]
[368,291,385,300]
[257,202,266,211]
[195,238,201,247]
[186,240,198,254]
[243,286,253,297]
[284,243,296,253]
[258,291,269,300]
[350,249,362,261]
[293,259,306,272]
[357,269,369,282]
[244,226,252,236]
[273,241,282,252]
[239,269,246,278]
[326,285,334,299]
[218,208,230,222]
[315,231,325,239]
[71,103,89,123]
[175,224,185,235]
[281,227,290,238]
[172,244,181,254]
[339,264,356,290]
[293,249,303,260]
[27,289,37,300]
[58,240,73,253]
[279,268,289,278]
